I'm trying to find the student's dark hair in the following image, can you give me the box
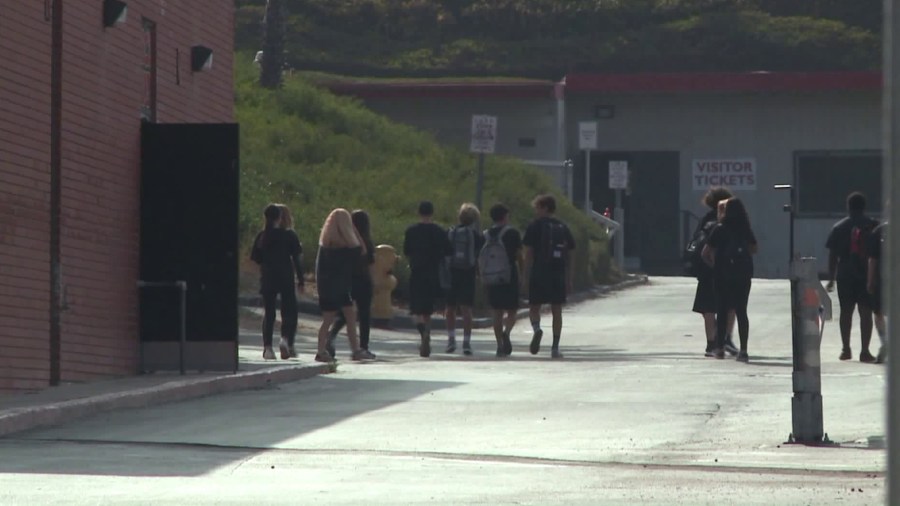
[418,200,434,217]
[351,209,372,244]
[703,187,733,210]
[722,198,753,236]
[260,203,282,247]
[489,203,509,223]
[847,192,867,213]
[532,194,556,213]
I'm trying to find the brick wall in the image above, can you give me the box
[0,0,234,389]
[0,1,53,391]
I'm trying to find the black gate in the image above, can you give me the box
[140,123,240,372]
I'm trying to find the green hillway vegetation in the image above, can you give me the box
[236,0,881,78]
[235,57,613,293]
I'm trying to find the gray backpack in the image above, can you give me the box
[448,226,477,269]
[478,226,512,286]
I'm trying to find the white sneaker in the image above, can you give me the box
[279,338,290,360]
[263,347,276,360]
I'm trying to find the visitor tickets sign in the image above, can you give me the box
[692,159,757,190]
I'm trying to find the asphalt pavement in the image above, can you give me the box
[0,277,887,505]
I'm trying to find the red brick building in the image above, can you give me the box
[0,1,234,391]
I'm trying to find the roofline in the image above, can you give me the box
[563,71,882,94]
[321,71,881,99]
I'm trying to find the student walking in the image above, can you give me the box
[686,187,737,357]
[404,201,452,357]
[701,197,757,362]
[867,221,888,363]
[523,195,575,359]
[480,204,523,357]
[314,209,375,362]
[445,203,485,355]
[825,192,879,362]
[250,203,304,360]
[326,210,376,357]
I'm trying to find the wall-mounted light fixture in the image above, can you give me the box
[103,0,128,28]
[191,45,214,72]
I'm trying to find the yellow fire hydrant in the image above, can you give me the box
[371,244,398,327]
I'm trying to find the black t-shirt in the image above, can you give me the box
[523,216,576,271]
[316,246,363,296]
[485,225,522,267]
[707,224,756,278]
[353,238,375,280]
[251,228,303,290]
[825,214,879,280]
[403,222,452,273]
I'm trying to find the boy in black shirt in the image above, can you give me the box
[522,195,576,358]
[825,192,879,362]
[404,201,452,357]
[867,222,888,363]
[483,204,523,357]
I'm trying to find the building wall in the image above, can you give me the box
[0,0,234,390]
[565,91,881,278]
[0,1,53,391]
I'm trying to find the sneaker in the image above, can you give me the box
[446,337,457,354]
[724,338,739,356]
[363,348,377,359]
[714,348,725,360]
[496,346,507,358]
[352,349,376,361]
[463,342,472,356]
[279,338,290,360]
[502,331,513,355]
[420,335,431,358]
[530,329,543,355]
[551,347,563,359]
[860,350,877,363]
[839,348,852,361]
[263,347,276,360]
[314,351,332,363]
[289,345,297,358]
[704,343,716,358]
[736,351,749,363]
[877,346,887,364]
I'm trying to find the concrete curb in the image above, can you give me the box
[0,364,330,438]
[241,275,650,331]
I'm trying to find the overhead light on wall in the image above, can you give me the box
[191,45,214,72]
[103,0,128,28]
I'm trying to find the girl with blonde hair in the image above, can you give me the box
[315,208,375,361]
[445,202,484,355]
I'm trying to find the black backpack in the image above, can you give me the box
[683,221,716,277]
[541,219,568,264]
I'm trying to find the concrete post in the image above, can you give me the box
[789,257,833,444]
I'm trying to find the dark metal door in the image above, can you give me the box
[140,123,240,371]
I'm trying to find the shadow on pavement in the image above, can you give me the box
[2,376,461,478]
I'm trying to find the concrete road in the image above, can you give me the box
[0,278,886,505]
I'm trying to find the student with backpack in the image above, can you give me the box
[480,203,523,357]
[825,192,879,362]
[867,221,888,363]
[404,201,453,357]
[445,203,486,355]
[686,187,737,357]
[701,197,757,362]
[523,194,576,359]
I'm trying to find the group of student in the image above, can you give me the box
[687,187,890,365]
[686,187,759,362]
[825,191,888,364]
[250,194,576,362]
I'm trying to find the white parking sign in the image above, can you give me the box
[470,115,497,154]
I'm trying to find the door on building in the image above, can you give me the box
[586,151,681,276]
[140,123,240,372]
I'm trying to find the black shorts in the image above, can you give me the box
[409,269,442,316]
[446,268,476,307]
[529,270,566,306]
[692,275,716,314]
[487,270,519,311]
[837,278,871,310]
[319,286,353,313]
